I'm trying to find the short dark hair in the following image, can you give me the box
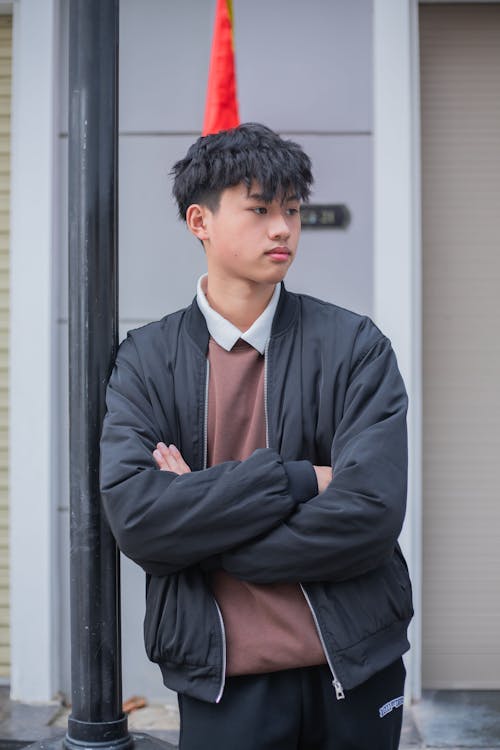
[171,122,313,220]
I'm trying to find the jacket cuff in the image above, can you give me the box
[283,460,318,503]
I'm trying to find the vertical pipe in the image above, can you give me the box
[67,1,129,747]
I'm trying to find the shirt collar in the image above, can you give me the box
[196,275,281,355]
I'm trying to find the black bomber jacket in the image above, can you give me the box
[100,286,413,703]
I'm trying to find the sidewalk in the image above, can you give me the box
[1,686,499,749]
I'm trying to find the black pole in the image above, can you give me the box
[66,1,128,748]
[63,4,176,749]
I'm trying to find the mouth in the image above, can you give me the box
[265,247,292,262]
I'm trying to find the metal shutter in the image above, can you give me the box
[0,14,11,678]
[420,3,500,688]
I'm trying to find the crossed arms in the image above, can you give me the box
[100,329,408,585]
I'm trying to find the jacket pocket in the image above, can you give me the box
[144,568,221,670]
[317,550,414,651]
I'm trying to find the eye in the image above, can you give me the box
[286,207,300,216]
[252,206,267,215]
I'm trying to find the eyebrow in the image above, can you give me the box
[247,192,300,203]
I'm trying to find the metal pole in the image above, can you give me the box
[66,1,128,747]
[62,3,176,748]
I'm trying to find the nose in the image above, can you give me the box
[269,212,291,241]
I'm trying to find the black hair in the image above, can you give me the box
[171,122,313,220]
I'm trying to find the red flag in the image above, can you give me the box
[202,0,240,135]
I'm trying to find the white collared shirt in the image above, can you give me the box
[196,275,281,355]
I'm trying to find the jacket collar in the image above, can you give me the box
[185,282,299,354]
[196,275,280,355]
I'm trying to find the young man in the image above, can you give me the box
[100,123,413,749]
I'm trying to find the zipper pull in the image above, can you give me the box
[332,678,345,700]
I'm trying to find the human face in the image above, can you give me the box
[196,182,301,288]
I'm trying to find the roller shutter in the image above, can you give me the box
[420,3,500,688]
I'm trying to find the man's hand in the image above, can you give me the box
[153,443,331,493]
[313,465,333,493]
[153,443,191,475]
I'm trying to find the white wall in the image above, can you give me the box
[373,0,422,701]
[9,0,60,701]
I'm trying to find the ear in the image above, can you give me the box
[186,204,210,242]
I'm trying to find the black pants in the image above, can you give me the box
[178,658,406,749]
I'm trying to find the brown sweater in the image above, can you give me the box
[208,338,326,676]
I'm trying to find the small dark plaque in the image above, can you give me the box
[300,204,351,229]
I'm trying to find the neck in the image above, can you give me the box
[205,275,276,331]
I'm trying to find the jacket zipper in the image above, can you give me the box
[203,360,227,704]
[300,584,345,700]
[202,360,210,471]
[264,341,270,447]
[213,598,227,704]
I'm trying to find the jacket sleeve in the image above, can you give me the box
[100,334,316,577]
[219,334,408,584]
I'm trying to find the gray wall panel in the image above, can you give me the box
[58,0,68,135]
[59,1,372,135]
[235,0,373,133]
[118,0,215,132]
[118,135,207,321]
[58,139,68,319]
[285,134,373,316]
[56,321,70,696]
[121,554,177,703]
[58,509,71,699]
[59,0,216,134]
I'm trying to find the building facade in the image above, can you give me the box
[4,0,500,705]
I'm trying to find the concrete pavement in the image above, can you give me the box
[1,686,499,748]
